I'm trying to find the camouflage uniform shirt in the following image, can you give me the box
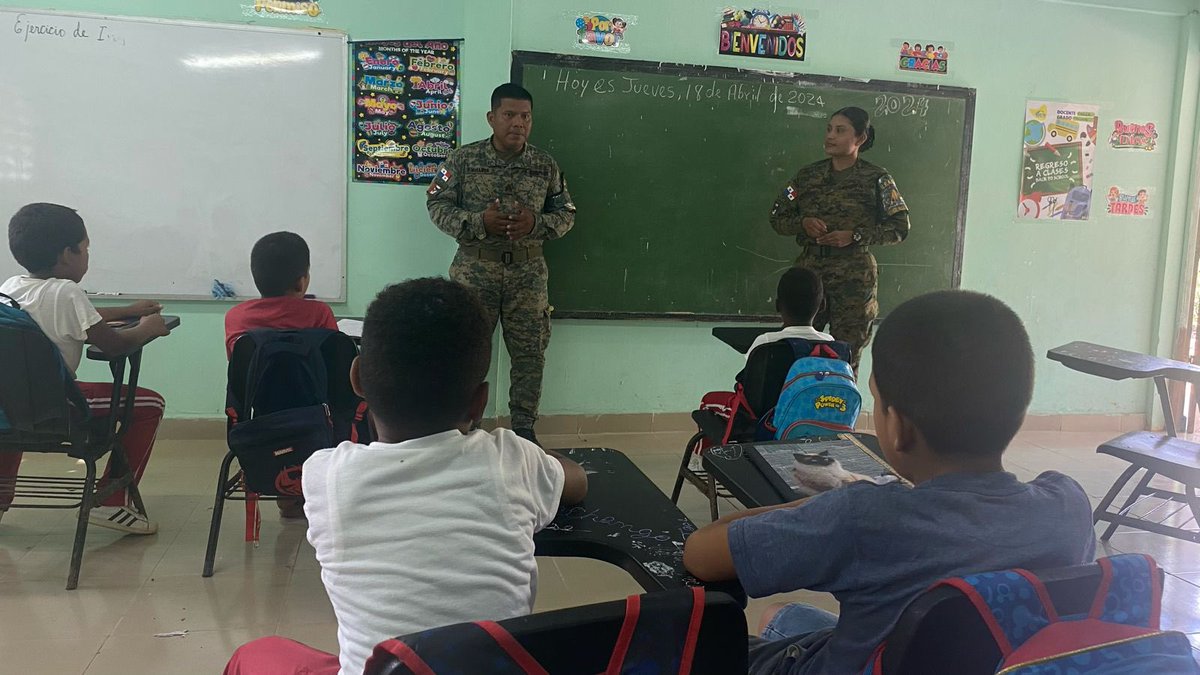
[426,138,576,248]
[769,158,910,245]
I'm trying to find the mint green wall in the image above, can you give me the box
[515,0,1200,418]
[5,0,1197,418]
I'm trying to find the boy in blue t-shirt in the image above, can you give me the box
[683,290,1096,675]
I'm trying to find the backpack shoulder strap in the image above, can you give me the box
[1089,554,1162,629]
[0,292,20,310]
[934,568,1057,656]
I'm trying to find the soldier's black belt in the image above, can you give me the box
[801,245,867,258]
[460,246,544,265]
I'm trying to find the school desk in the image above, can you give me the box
[535,447,744,603]
[1048,341,1200,544]
[701,433,888,507]
[711,326,775,354]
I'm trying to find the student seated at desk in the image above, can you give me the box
[743,266,834,363]
[224,231,337,518]
[682,290,1096,675]
[225,278,588,675]
[0,203,171,534]
[223,231,337,358]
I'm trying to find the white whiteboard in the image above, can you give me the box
[0,9,347,300]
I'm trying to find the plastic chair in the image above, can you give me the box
[202,329,364,576]
[0,307,144,590]
[670,340,805,520]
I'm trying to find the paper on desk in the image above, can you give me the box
[337,318,363,338]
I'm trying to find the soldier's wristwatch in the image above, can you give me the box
[851,230,863,244]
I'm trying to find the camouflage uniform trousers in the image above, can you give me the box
[799,251,879,372]
[450,251,551,429]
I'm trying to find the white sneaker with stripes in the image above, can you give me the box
[88,506,158,535]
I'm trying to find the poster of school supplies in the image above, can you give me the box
[1018,101,1099,220]
[574,13,635,53]
[1105,187,1151,217]
[898,41,948,75]
[351,40,461,185]
[1110,120,1158,151]
[718,7,806,61]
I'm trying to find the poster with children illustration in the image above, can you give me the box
[1105,187,1151,217]
[898,41,948,75]
[1109,120,1158,151]
[1018,101,1100,220]
[718,7,807,61]
[575,13,635,53]
[351,40,461,185]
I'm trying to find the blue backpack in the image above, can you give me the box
[897,554,1199,675]
[0,292,89,439]
[761,338,861,440]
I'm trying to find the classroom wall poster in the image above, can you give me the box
[898,40,948,75]
[1106,187,1152,217]
[351,40,461,185]
[1018,101,1099,220]
[1109,119,1158,151]
[575,13,636,53]
[718,7,806,61]
[241,0,324,22]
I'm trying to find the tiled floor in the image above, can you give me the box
[0,429,1197,673]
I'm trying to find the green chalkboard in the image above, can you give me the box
[513,52,975,320]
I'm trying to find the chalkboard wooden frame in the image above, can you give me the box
[512,51,975,322]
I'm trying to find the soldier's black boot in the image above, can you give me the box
[513,426,541,447]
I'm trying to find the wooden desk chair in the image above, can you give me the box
[877,560,1163,674]
[363,590,747,675]
[1048,342,1200,544]
[672,341,799,520]
[203,329,365,577]
[0,295,145,589]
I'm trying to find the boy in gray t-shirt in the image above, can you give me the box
[683,290,1096,675]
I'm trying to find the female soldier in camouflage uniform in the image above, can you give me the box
[769,106,910,370]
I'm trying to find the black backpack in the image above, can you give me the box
[0,292,90,442]
[225,328,369,494]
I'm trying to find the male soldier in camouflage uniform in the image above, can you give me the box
[426,83,575,445]
[768,111,909,371]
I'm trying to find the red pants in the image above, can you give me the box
[0,383,164,509]
[225,637,339,675]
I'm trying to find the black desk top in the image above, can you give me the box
[86,315,181,361]
[703,433,886,508]
[711,326,775,354]
[535,448,744,602]
[1047,341,1200,385]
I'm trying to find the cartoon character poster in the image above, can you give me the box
[1018,101,1099,220]
[898,41,948,75]
[718,7,806,61]
[1110,120,1158,151]
[242,0,323,22]
[351,40,461,185]
[1105,187,1151,217]
[575,13,636,53]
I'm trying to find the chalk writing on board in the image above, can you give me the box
[873,94,929,118]
[11,14,124,46]
[551,68,824,116]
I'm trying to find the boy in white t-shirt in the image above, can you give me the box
[744,266,835,362]
[225,277,588,675]
[0,203,170,533]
